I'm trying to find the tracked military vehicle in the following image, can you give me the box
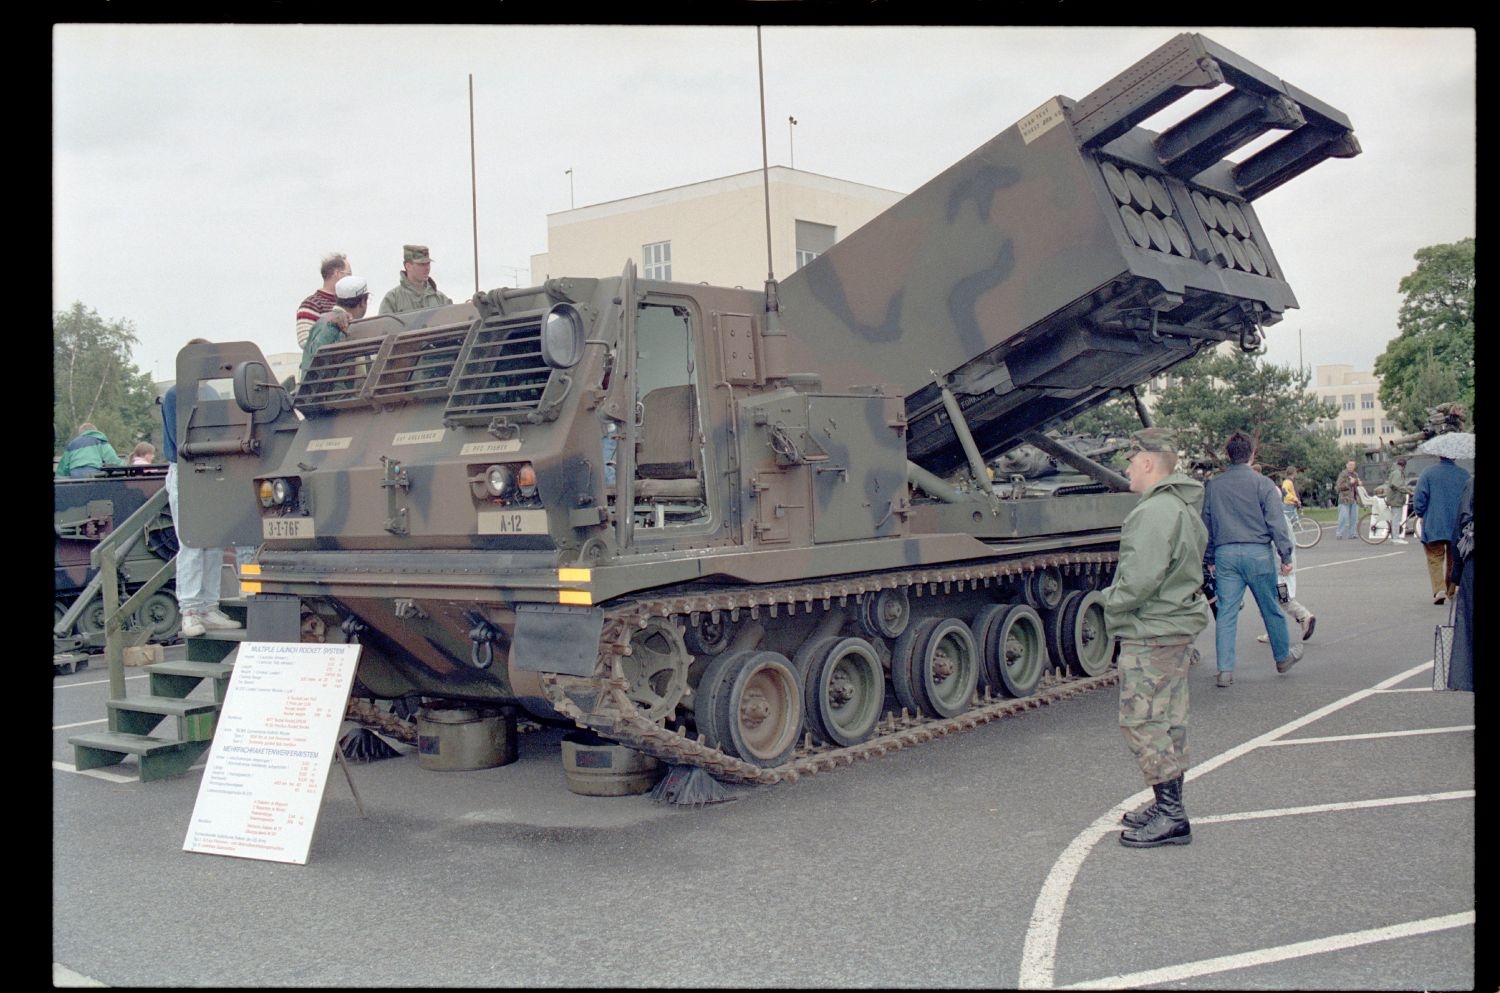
[175,34,1358,785]
[54,465,181,655]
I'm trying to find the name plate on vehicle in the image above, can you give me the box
[392,429,446,446]
[477,509,549,535]
[306,437,352,452]
[263,517,316,540]
[461,439,522,456]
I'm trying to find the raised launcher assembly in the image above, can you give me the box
[165,32,1358,791]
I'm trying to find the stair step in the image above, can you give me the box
[148,659,235,703]
[149,659,235,678]
[107,695,221,741]
[69,732,211,782]
[108,695,221,718]
[187,627,248,642]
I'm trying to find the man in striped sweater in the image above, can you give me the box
[295,252,352,348]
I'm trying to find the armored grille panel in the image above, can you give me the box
[444,316,551,423]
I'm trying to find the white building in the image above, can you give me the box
[1310,364,1399,440]
[530,166,903,288]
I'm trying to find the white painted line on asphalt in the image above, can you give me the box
[52,761,135,783]
[1265,725,1473,746]
[1055,911,1473,990]
[1379,687,1444,693]
[1193,790,1473,825]
[53,673,149,690]
[1297,549,1407,571]
[52,962,108,987]
[54,718,108,731]
[1017,659,1439,989]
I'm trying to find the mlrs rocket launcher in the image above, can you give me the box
[175,33,1358,779]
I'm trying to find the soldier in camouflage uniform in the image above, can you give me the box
[379,244,453,316]
[1101,428,1213,848]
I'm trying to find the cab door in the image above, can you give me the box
[174,341,300,549]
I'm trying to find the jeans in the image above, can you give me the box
[1212,542,1290,672]
[165,463,223,617]
[1336,501,1358,539]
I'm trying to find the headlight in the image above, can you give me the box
[485,464,516,499]
[517,463,537,499]
[540,303,585,369]
[259,478,297,507]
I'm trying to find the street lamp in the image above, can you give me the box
[788,116,797,170]
[565,168,574,209]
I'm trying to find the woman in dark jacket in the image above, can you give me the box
[1446,477,1473,691]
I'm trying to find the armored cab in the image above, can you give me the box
[176,33,1358,784]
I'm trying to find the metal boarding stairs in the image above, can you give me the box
[64,486,245,782]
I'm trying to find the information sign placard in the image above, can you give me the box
[183,642,361,865]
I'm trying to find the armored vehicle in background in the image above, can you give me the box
[175,33,1358,785]
[54,465,180,654]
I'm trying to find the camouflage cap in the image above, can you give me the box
[1125,427,1178,455]
[403,245,433,263]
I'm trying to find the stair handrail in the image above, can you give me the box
[74,486,176,702]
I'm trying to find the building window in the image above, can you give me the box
[1361,419,1376,435]
[643,241,671,281]
[1342,395,1356,411]
[1382,421,1396,434]
[1342,421,1356,436]
[1361,393,1375,409]
[795,220,836,270]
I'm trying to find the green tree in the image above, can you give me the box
[54,302,158,458]
[1065,392,1148,438]
[1150,347,1339,474]
[1374,238,1475,430]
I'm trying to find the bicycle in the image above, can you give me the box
[1285,507,1322,549]
[1355,485,1394,545]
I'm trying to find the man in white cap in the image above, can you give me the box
[299,274,371,374]
[379,244,452,315]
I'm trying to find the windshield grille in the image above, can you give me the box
[444,316,550,423]
[295,337,383,410]
[366,323,470,403]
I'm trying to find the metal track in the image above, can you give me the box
[540,549,1120,786]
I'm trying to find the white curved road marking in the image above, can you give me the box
[1018,659,1446,988]
[1055,912,1474,989]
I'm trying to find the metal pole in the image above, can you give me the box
[566,168,574,209]
[788,115,797,169]
[469,74,479,295]
[757,28,774,283]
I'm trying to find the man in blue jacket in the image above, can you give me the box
[1201,431,1302,688]
[1413,455,1471,605]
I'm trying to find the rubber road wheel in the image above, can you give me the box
[1061,590,1113,676]
[712,650,803,767]
[1290,515,1322,549]
[802,636,884,747]
[985,604,1047,698]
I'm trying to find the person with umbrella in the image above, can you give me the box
[1412,432,1473,605]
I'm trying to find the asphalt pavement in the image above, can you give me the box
[51,532,1480,988]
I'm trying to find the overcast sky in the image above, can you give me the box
[53,25,1474,386]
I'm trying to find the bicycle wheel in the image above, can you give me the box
[1290,515,1322,549]
[1357,509,1390,545]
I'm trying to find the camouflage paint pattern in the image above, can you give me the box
[1117,638,1193,785]
[169,34,1357,721]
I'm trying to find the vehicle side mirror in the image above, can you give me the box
[232,360,275,413]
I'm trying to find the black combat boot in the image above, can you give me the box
[1119,776,1191,847]
[1121,799,1157,828]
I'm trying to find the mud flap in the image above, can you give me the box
[512,603,605,676]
